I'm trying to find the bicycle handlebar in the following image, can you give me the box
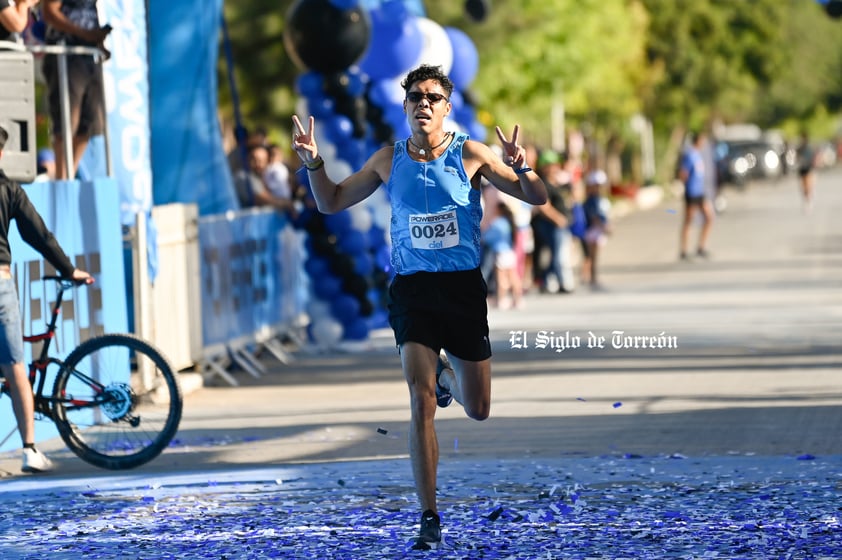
[41,275,89,289]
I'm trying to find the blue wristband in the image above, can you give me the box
[514,167,532,175]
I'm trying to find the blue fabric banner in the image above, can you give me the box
[0,178,127,452]
[146,0,238,215]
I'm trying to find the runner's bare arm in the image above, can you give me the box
[291,115,389,214]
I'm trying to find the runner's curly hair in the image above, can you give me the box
[401,65,454,98]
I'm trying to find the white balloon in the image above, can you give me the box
[349,204,373,232]
[312,123,338,160]
[306,298,332,321]
[376,76,406,106]
[443,116,464,133]
[366,188,393,230]
[326,159,353,181]
[295,97,309,118]
[312,317,344,348]
[413,18,454,75]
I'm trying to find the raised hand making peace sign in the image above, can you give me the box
[495,124,527,170]
[291,115,320,165]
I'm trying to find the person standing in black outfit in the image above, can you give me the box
[0,125,94,473]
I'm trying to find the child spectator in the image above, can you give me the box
[582,170,612,290]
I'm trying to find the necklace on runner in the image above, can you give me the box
[408,132,451,156]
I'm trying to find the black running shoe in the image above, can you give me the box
[412,509,442,550]
[435,354,453,408]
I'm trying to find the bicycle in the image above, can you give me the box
[0,276,182,470]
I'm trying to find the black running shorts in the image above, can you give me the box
[388,267,492,362]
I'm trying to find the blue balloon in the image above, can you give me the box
[337,138,368,170]
[307,96,336,119]
[331,293,361,323]
[354,252,374,276]
[313,274,343,299]
[448,90,465,113]
[329,0,360,9]
[384,104,408,132]
[304,256,331,277]
[366,309,390,330]
[375,244,392,271]
[326,114,354,144]
[344,66,368,97]
[394,120,411,140]
[368,78,404,107]
[324,210,353,234]
[339,229,368,255]
[296,71,324,97]
[359,1,423,81]
[343,317,370,340]
[468,120,488,142]
[368,224,387,248]
[445,27,479,90]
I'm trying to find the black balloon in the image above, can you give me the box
[284,0,371,73]
[465,0,490,22]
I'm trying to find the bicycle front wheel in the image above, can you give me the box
[52,334,183,470]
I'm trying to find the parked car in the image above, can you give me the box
[714,139,783,187]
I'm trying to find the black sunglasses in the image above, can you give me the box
[406,91,449,104]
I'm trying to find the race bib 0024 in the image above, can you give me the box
[409,211,459,250]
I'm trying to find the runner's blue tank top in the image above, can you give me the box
[385,132,482,274]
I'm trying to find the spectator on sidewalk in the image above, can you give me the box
[582,169,611,290]
[234,143,297,215]
[482,201,523,309]
[532,149,575,293]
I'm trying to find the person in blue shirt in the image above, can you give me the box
[678,130,714,260]
[291,64,547,550]
[482,201,522,309]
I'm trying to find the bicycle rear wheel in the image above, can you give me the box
[51,334,183,470]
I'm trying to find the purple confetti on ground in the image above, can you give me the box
[613,402,623,408]
[2,456,840,558]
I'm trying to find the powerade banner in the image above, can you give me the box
[78,0,157,282]
[0,178,127,452]
[94,0,154,226]
[146,0,238,215]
